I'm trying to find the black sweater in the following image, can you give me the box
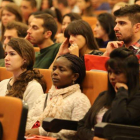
[73,87,140,140]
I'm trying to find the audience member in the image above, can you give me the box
[0,38,46,110]
[0,0,14,19]
[0,21,28,67]
[20,0,37,24]
[67,0,80,13]
[91,0,111,12]
[58,19,103,59]
[74,47,140,140]
[53,0,71,16]
[4,21,28,46]
[112,2,128,15]
[25,54,91,140]
[77,0,94,17]
[40,0,53,11]
[103,4,140,57]
[56,12,81,43]
[27,13,61,69]
[135,0,140,5]
[1,3,23,42]
[94,13,116,48]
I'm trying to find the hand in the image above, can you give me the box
[58,38,70,55]
[93,136,108,140]
[25,128,39,137]
[103,41,124,56]
[69,44,79,57]
[115,82,128,93]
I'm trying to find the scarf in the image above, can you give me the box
[38,84,80,123]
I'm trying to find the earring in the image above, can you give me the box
[73,80,75,85]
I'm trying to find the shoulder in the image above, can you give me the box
[0,79,10,85]
[27,79,42,88]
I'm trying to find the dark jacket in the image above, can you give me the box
[73,87,140,140]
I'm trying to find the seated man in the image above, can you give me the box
[27,13,61,69]
[0,21,28,67]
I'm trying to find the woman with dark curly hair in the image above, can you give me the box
[0,38,46,110]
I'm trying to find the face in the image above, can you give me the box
[67,0,77,6]
[114,16,134,44]
[62,16,71,33]
[27,18,46,45]
[94,20,107,40]
[135,1,140,5]
[4,29,18,46]
[5,45,25,74]
[69,34,86,50]
[108,66,127,88]
[20,0,35,21]
[52,57,76,88]
[41,0,49,10]
[77,0,88,11]
[1,10,16,27]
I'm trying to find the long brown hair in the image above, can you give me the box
[6,38,46,99]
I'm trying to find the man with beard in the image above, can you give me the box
[103,4,140,57]
[27,13,60,69]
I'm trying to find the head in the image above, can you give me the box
[4,21,28,46]
[114,5,140,45]
[20,0,37,22]
[5,38,35,72]
[94,13,116,41]
[106,47,139,97]
[62,12,81,32]
[52,53,86,88]
[1,3,23,27]
[135,0,140,5]
[27,13,57,45]
[77,0,92,16]
[67,0,77,7]
[41,0,53,10]
[112,2,128,14]
[54,0,69,8]
[64,19,99,51]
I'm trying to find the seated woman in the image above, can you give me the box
[25,54,91,140]
[59,19,103,58]
[94,13,116,48]
[73,47,140,140]
[0,38,46,110]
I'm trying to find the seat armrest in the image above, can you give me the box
[94,122,140,140]
[42,118,78,133]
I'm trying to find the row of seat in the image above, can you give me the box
[0,67,108,104]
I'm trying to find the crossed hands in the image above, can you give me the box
[58,38,79,57]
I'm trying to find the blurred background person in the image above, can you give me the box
[94,13,116,48]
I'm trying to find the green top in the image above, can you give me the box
[34,43,61,69]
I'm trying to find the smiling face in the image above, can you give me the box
[108,66,127,88]
[114,16,134,45]
[5,45,26,74]
[51,57,78,89]
[1,10,16,27]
